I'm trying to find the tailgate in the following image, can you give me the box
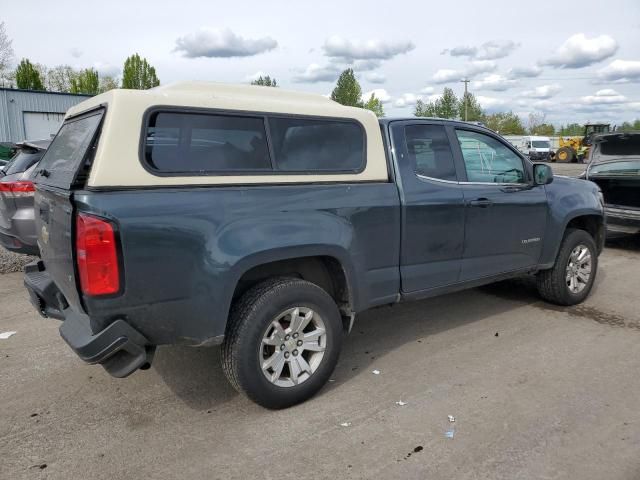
[35,186,83,310]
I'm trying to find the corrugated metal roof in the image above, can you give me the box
[0,89,92,142]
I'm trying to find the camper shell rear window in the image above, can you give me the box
[141,109,366,176]
[35,109,104,189]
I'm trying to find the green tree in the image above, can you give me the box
[330,68,362,107]
[414,87,459,119]
[436,87,459,119]
[484,111,525,134]
[558,123,583,136]
[619,120,640,132]
[121,53,160,90]
[15,58,44,90]
[98,75,119,93]
[251,75,277,87]
[71,68,99,95]
[532,123,555,136]
[362,93,384,117]
[457,92,484,122]
[414,98,438,117]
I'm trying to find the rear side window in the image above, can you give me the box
[4,150,44,176]
[36,110,103,189]
[269,117,364,172]
[404,124,457,181]
[144,112,271,173]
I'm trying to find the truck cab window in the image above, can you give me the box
[455,129,526,184]
[404,124,457,181]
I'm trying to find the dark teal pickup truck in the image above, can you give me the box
[24,83,605,408]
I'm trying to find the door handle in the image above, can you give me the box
[469,198,493,208]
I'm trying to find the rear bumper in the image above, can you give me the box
[24,261,154,377]
[605,206,640,234]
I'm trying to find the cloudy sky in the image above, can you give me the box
[3,0,640,125]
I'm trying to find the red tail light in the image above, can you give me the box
[0,181,35,197]
[76,213,120,296]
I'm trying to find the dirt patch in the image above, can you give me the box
[0,248,36,274]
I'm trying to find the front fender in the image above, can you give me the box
[539,176,604,266]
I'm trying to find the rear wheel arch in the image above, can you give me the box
[227,252,357,331]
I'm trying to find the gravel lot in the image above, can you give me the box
[1,234,640,479]
[0,248,36,274]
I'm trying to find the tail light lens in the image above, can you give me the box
[0,180,35,197]
[76,213,120,296]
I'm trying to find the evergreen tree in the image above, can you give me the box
[251,75,277,87]
[330,69,362,107]
[121,53,160,90]
[363,93,384,117]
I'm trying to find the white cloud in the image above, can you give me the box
[432,60,497,84]
[442,40,519,60]
[443,45,477,57]
[351,59,382,72]
[541,33,618,68]
[508,65,542,78]
[174,28,277,58]
[476,95,507,112]
[93,62,120,78]
[597,59,640,83]
[394,93,423,108]
[292,63,341,83]
[362,88,392,104]
[467,60,498,75]
[474,74,518,91]
[420,86,434,94]
[69,47,83,58]
[323,36,414,61]
[522,84,562,99]
[432,69,462,84]
[580,89,627,105]
[364,72,386,84]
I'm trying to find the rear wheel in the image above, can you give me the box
[221,277,343,409]
[536,228,597,306]
[556,147,575,163]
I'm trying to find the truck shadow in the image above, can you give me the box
[605,233,640,252]
[152,345,238,409]
[152,245,624,410]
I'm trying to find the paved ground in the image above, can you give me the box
[1,234,639,480]
[545,161,588,178]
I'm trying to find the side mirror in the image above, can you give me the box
[533,163,554,185]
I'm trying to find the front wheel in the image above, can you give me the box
[536,228,598,306]
[221,278,343,409]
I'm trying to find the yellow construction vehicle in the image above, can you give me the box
[555,123,610,163]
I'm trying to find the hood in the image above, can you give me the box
[589,132,640,164]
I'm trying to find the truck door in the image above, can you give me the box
[450,127,548,281]
[389,121,465,292]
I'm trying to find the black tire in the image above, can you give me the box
[536,228,598,306]
[221,277,343,409]
[556,147,575,163]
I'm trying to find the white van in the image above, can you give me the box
[518,136,551,161]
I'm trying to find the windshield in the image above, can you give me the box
[531,141,550,149]
[590,160,640,176]
[3,149,44,176]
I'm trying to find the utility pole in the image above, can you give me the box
[460,78,470,121]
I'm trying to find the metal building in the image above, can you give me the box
[0,88,91,143]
